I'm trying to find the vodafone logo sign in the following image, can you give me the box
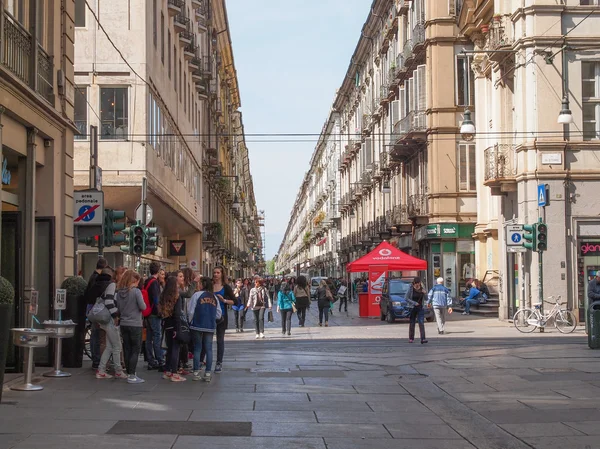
[379,249,392,257]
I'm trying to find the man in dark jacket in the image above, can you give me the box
[84,258,108,369]
[588,272,600,307]
[144,261,163,370]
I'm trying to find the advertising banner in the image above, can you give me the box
[367,265,388,317]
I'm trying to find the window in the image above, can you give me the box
[456,55,475,106]
[6,0,25,24]
[74,0,85,27]
[161,13,165,64]
[583,62,600,140]
[580,0,600,5]
[100,87,128,140]
[153,0,157,48]
[458,143,476,191]
[168,32,171,78]
[74,87,87,140]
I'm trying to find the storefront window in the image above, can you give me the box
[100,87,128,140]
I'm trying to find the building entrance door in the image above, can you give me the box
[1,212,21,371]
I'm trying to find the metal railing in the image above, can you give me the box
[408,194,428,217]
[174,13,190,29]
[484,144,517,182]
[36,44,54,103]
[393,204,409,224]
[167,0,184,9]
[3,15,32,85]
[413,22,425,48]
[487,18,513,51]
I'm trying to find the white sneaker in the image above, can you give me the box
[260,333,265,339]
[203,372,212,382]
[192,371,201,381]
[127,375,145,384]
[255,334,260,339]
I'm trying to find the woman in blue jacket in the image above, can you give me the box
[277,280,296,336]
[187,277,222,382]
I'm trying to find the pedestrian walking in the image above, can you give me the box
[405,277,428,344]
[232,279,245,332]
[143,262,163,371]
[211,266,236,373]
[159,273,186,382]
[338,280,348,312]
[317,279,331,327]
[277,280,296,336]
[247,278,271,338]
[427,277,452,335]
[188,277,221,382]
[94,268,128,379]
[83,257,109,370]
[293,275,310,327]
[116,269,146,383]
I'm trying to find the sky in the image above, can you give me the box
[227,1,371,260]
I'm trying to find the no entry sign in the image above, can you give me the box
[74,190,104,226]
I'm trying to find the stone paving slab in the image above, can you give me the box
[562,420,600,435]
[324,438,474,449]
[499,422,586,437]
[0,434,28,449]
[524,436,600,449]
[481,408,597,424]
[385,422,463,439]
[0,417,117,434]
[315,411,443,425]
[250,422,390,438]
[189,410,317,423]
[173,436,327,449]
[253,399,373,411]
[255,384,357,394]
[7,434,178,449]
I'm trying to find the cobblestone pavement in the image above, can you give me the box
[2,301,598,449]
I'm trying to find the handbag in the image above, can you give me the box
[87,295,111,324]
[292,302,297,313]
[174,299,191,343]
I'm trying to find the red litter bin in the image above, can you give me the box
[359,292,369,317]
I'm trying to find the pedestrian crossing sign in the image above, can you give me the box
[538,184,547,207]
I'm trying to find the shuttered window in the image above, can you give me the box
[458,144,476,191]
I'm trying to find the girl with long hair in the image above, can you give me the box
[294,275,310,327]
[277,280,296,336]
[247,278,271,338]
[210,266,235,373]
[232,278,245,332]
[159,273,186,382]
[178,267,196,374]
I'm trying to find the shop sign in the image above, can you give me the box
[441,224,457,238]
[1,156,12,185]
[580,242,600,257]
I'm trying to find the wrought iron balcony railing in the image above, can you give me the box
[484,144,517,183]
[407,194,428,217]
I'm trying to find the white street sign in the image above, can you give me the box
[54,289,67,311]
[506,224,524,247]
[74,190,104,226]
[507,246,527,253]
[135,203,153,225]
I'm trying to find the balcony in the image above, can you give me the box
[361,114,372,136]
[407,194,428,218]
[484,144,517,193]
[413,22,426,50]
[486,17,514,60]
[395,53,405,79]
[179,29,194,46]
[1,13,54,105]
[191,0,204,8]
[174,14,190,33]
[393,204,410,229]
[379,85,389,106]
[203,222,223,247]
[398,0,410,14]
[183,43,196,61]
[167,0,183,16]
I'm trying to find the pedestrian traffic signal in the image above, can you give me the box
[104,209,126,247]
[120,226,133,253]
[145,226,158,253]
[522,223,537,251]
[537,221,548,252]
[133,223,145,256]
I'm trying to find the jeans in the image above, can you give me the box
[164,328,180,374]
[338,296,348,312]
[90,322,101,367]
[281,309,293,333]
[144,316,163,367]
[253,308,265,334]
[464,298,480,314]
[318,306,330,324]
[121,325,143,375]
[192,330,213,372]
[234,309,244,330]
[98,321,123,374]
[297,307,307,326]
[409,306,426,341]
[215,319,226,364]
[433,307,446,332]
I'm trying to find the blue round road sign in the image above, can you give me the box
[511,233,521,243]
[78,205,95,222]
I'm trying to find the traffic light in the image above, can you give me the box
[104,209,126,247]
[522,223,537,251]
[132,223,145,256]
[120,226,133,253]
[537,221,548,252]
[145,226,158,253]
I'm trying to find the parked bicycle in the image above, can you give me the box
[513,295,577,334]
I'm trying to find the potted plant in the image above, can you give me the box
[60,276,88,368]
[0,276,15,401]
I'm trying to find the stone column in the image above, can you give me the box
[23,128,37,327]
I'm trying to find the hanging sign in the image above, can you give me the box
[169,240,187,256]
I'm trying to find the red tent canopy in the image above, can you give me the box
[346,241,427,272]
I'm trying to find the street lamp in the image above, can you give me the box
[557,96,573,124]
[459,109,476,141]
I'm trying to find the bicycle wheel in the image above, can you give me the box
[513,309,538,333]
[554,309,577,334]
[83,324,92,359]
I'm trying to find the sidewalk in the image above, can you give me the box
[1,301,596,449]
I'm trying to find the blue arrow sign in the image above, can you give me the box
[511,233,522,243]
[538,184,547,207]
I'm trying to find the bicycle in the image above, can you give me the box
[513,295,577,334]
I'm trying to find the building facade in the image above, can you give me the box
[277,0,478,301]
[0,0,77,370]
[458,0,600,320]
[73,0,261,278]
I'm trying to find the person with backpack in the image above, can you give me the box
[427,277,452,335]
[143,262,163,371]
[91,268,128,379]
[159,272,187,382]
[247,278,271,338]
[187,277,222,382]
[293,276,310,327]
[116,269,146,383]
[277,280,296,336]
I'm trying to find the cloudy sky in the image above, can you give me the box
[227,1,370,259]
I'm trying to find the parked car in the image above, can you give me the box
[379,278,434,323]
[310,276,328,300]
